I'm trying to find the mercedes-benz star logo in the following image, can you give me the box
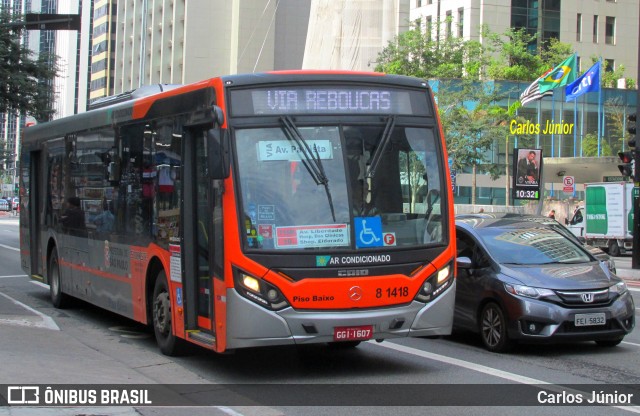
[349,286,363,301]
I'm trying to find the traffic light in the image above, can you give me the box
[618,151,634,177]
[628,113,637,148]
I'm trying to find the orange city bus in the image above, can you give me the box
[19,71,456,355]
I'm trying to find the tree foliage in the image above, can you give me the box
[582,132,612,157]
[0,11,58,121]
[605,96,631,154]
[589,55,632,89]
[485,28,543,80]
[437,80,512,179]
[375,18,488,80]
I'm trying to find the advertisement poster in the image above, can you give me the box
[513,148,543,200]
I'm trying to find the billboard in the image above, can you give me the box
[513,148,543,200]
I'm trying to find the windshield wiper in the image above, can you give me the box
[280,116,336,222]
[363,116,396,205]
[365,115,396,180]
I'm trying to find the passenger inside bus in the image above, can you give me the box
[60,197,86,237]
[93,199,114,234]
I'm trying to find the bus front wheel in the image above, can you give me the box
[49,249,71,309]
[152,272,184,356]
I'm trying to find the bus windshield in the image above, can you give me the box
[235,122,445,251]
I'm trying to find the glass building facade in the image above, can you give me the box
[511,0,561,52]
[430,79,638,205]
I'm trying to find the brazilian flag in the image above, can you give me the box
[539,54,577,94]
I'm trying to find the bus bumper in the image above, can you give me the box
[225,280,455,349]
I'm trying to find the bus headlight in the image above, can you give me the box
[234,268,290,311]
[242,275,261,292]
[415,263,453,303]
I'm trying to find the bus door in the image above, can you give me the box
[182,126,220,344]
[29,150,44,278]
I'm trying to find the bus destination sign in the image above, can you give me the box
[231,86,427,116]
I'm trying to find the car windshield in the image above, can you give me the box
[477,225,592,265]
[235,123,445,250]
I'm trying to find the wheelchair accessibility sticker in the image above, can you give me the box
[355,216,383,248]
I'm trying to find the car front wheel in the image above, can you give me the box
[479,302,512,353]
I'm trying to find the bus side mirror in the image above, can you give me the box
[214,106,225,127]
[208,128,229,180]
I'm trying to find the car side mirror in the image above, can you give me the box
[456,256,473,269]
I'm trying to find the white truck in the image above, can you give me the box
[566,182,634,257]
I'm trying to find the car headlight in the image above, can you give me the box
[504,283,555,299]
[610,281,628,295]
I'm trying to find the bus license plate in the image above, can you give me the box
[575,313,606,327]
[333,325,373,342]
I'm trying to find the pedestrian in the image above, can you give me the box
[548,209,556,220]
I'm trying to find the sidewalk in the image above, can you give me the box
[616,267,640,287]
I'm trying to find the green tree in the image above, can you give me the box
[437,80,512,204]
[0,11,57,121]
[604,96,631,154]
[581,132,612,156]
[589,56,630,88]
[486,27,544,81]
[485,28,576,81]
[539,38,576,72]
[375,17,487,80]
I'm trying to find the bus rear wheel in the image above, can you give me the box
[49,249,71,309]
[152,271,185,356]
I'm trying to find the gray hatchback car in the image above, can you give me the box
[455,215,635,352]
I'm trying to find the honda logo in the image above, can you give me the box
[581,293,595,303]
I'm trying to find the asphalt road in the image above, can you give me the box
[0,215,639,416]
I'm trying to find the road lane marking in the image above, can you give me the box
[0,275,28,279]
[0,243,19,252]
[0,291,59,330]
[31,281,50,289]
[375,341,549,384]
[374,341,640,413]
[622,341,640,347]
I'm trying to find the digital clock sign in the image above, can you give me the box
[230,86,429,116]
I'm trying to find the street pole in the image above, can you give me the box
[633,5,640,270]
[505,135,510,207]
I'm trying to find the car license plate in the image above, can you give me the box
[575,313,606,327]
[333,325,373,342]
